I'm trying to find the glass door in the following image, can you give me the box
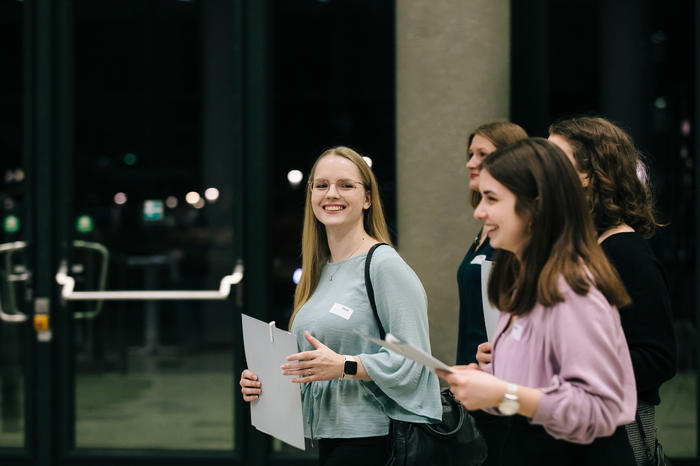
[0,0,29,457]
[57,0,245,461]
[0,0,283,464]
[1,0,261,465]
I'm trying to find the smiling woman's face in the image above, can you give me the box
[466,134,497,191]
[310,154,370,230]
[473,169,530,258]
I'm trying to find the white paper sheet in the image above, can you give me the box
[241,314,305,450]
[480,260,500,341]
[357,331,453,372]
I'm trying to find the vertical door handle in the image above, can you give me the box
[0,241,28,323]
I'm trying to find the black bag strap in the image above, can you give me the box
[364,242,389,339]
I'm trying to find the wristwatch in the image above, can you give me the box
[498,383,519,415]
[340,355,358,380]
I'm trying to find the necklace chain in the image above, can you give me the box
[328,238,366,281]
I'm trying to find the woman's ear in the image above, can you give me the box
[364,191,371,210]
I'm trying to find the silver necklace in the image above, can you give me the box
[328,238,366,281]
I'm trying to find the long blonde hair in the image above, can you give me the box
[289,146,392,327]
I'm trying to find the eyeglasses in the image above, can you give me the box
[309,178,365,193]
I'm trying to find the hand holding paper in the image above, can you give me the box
[281,330,346,383]
[239,369,262,401]
[356,330,453,373]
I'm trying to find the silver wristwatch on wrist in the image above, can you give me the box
[340,355,357,381]
[498,383,519,415]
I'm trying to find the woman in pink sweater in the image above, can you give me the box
[438,138,637,465]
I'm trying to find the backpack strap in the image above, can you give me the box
[364,242,389,339]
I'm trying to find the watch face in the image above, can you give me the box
[344,360,358,376]
[498,398,519,416]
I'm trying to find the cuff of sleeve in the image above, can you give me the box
[531,390,555,425]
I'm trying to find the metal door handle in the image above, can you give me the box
[71,240,109,319]
[0,241,28,323]
[0,279,28,322]
[0,240,110,320]
[55,260,244,301]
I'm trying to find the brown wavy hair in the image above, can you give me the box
[548,116,657,238]
[468,121,528,208]
[482,138,630,315]
[289,146,392,328]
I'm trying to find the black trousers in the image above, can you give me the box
[475,411,636,466]
[317,435,390,466]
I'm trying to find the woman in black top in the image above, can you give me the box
[549,116,676,465]
[456,121,528,365]
[456,121,527,466]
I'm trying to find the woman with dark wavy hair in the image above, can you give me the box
[548,116,676,466]
[438,138,637,465]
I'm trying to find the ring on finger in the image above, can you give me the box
[306,368,312,376]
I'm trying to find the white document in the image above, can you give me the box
[241,314,305,451]
[480,260,500,341]
[357,331,453,372]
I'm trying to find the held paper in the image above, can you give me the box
[241,314,305,450]
[357,331,453,373]
[480,260,500,341]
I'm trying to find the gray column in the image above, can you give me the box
[396,0,510,364]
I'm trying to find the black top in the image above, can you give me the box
[601,232,676,405]
[456,231,494,365]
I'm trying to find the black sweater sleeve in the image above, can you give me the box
[601,233,677,405]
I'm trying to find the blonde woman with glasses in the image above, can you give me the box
[240,146,441,466]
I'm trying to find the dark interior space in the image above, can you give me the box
[512,0,696,372]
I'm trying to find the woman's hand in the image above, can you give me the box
[240,369,262,402]
[281,331,345,383]
[476,341,492,368]
[436,364,506,410]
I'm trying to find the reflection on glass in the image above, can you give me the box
[0,0,25,449]
[186,192,201,206]
[72,0,237,451]
[658,373,696,457]
[204,188,219,202]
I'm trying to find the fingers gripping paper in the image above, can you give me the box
[241,314,305,450]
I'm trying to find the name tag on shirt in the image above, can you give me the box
[510,322,524,341]
[329,303,354,320]
[471,254,487,265]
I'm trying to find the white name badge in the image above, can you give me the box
[471,254,487,265]
[329,303,354,320]
[511,322,524,341]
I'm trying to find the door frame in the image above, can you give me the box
[2,0,278,465]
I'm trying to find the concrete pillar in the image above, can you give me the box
[396,0,511,364]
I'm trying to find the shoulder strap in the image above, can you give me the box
[634,412,655,461]
[365,242,389,339]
